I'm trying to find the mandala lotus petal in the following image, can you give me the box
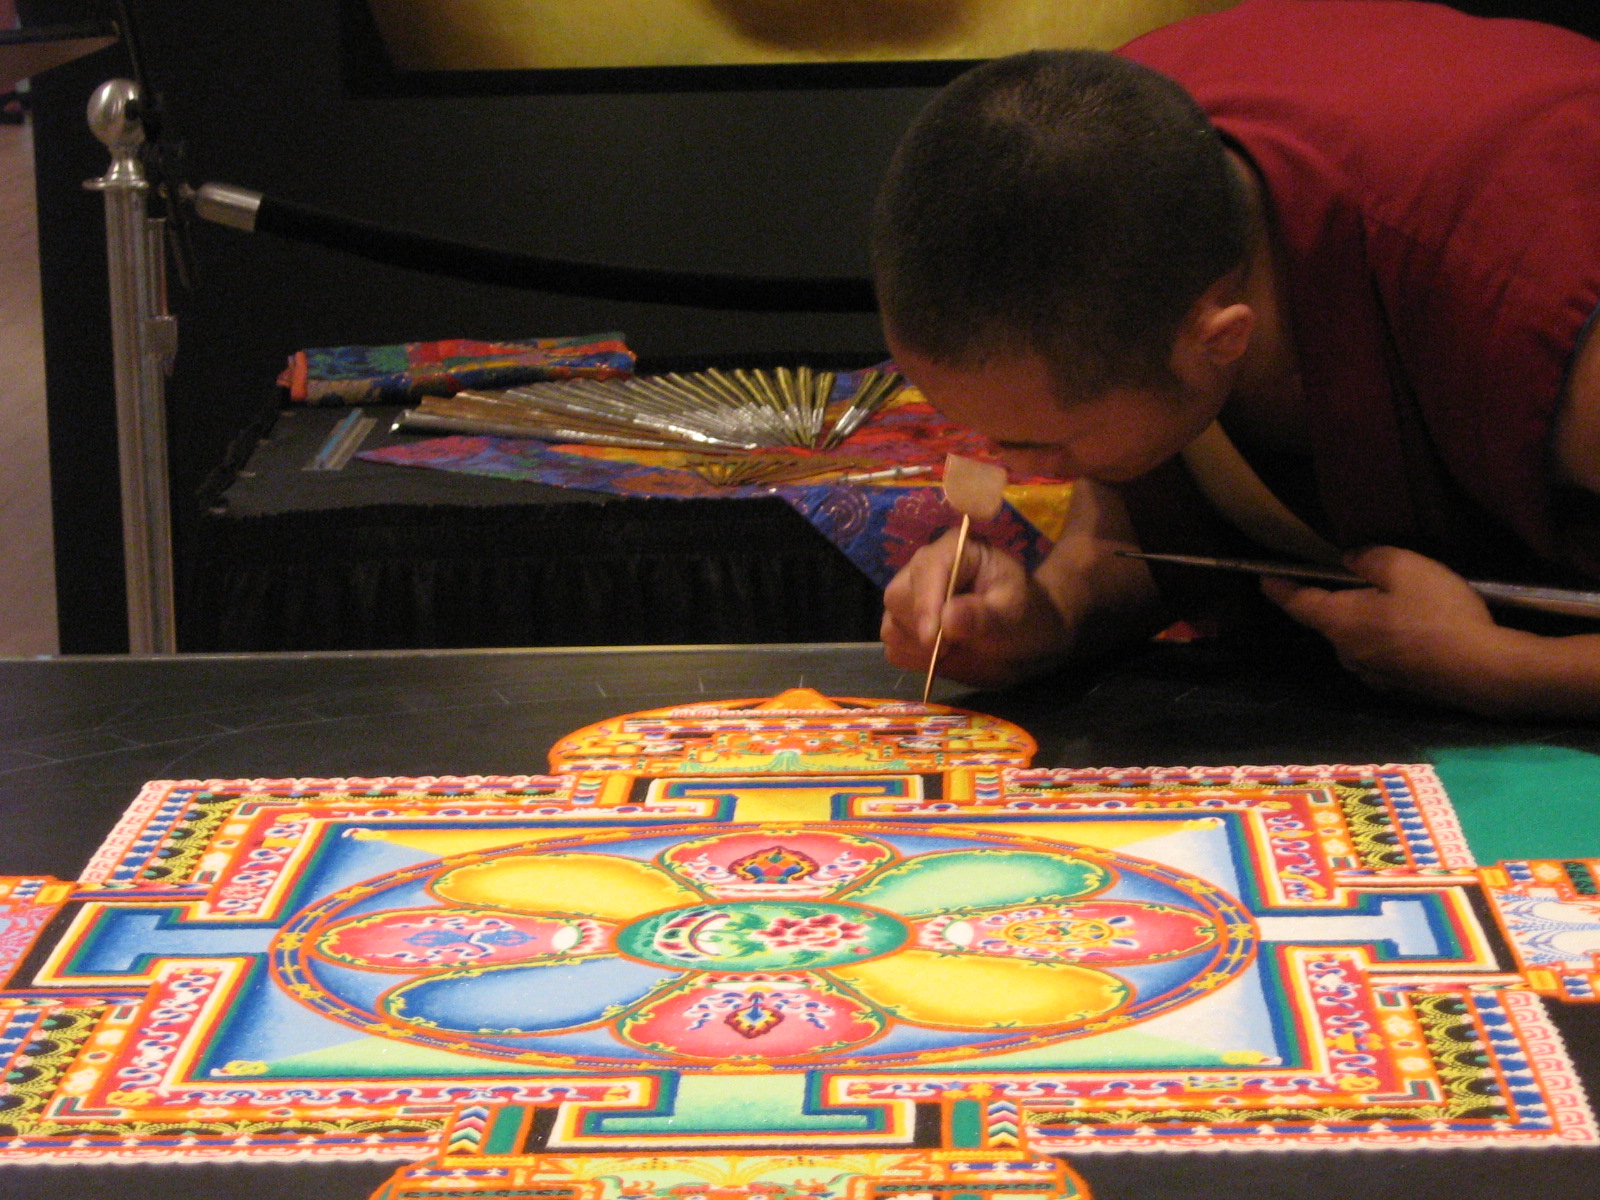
[843,849,1110,917]
[917,900,1221,965]
[829,948,1128,1030]
[616,971,885,1061]
[384,955,677,1035]
[659,830,896,899]
[316,906,613,972]
[431,851,700,921]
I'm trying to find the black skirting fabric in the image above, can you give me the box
[181,496,885,652]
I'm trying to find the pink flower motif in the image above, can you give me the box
[753,912,869,950]
[881,489,960,573]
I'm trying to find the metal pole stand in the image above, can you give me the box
[85,78,178,654]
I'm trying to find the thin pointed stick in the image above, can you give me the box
[921,513,972,704]
[919,454,1006,704]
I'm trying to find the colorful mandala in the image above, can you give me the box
[277,823,1255,1068]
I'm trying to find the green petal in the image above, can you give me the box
[844,849,1109,916]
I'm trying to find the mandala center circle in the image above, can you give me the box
[618,901,908,970]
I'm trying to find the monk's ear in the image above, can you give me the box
[1169,268,1252,371]
[1169,298,1253,390]
[1203,300,1248,366]
[1190,294,1254,370]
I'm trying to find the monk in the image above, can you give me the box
[876,0,1600,718]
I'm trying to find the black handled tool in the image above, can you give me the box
[1116,550,1600,620]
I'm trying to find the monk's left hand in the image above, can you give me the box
[1260,545,1530,714]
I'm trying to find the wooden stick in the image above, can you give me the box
[922,513,972,704]
[920,454,1008,704]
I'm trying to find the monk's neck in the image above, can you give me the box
[1220,149,1310,455]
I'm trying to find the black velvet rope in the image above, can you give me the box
[253,194,878,313]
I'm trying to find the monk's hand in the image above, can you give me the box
[882,529,1070,688]
[1260,545,1530,714]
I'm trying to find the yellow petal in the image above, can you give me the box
[831,949,1126,1030]
[433,852,699,921]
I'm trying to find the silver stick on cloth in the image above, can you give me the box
[402,369,903,453]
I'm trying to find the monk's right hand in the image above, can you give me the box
[881,529,1071,688]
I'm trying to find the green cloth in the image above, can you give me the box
[1430,744,1600,863]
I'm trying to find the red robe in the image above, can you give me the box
[1117,0,1600,586]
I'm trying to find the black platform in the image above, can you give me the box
[13,638,1600,880]
[183,406,885,651]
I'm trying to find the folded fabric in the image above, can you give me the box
[278,332,634,406]
[359,382,1073,588]
[360,433,1057,588]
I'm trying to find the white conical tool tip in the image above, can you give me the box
[941,454,1007,520]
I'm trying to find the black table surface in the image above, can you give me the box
[2,639,1599,1199]
[12,638,1600,869]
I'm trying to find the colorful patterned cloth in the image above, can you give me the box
[279,332,634,406]
[360,387,1073,588]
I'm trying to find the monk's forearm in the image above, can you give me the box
[1472,629,1600,719]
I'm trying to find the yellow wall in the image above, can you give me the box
[370,0,1243,71]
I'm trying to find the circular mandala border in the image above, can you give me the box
[273,821,1257,1070]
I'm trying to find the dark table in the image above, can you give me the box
[2,639,1598,1199]
[12,636,1599,873]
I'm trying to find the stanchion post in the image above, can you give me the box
[84,78,178,654]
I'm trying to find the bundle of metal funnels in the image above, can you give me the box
[397,367,904,452]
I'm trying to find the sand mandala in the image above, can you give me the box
[0,689,1594,1200]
